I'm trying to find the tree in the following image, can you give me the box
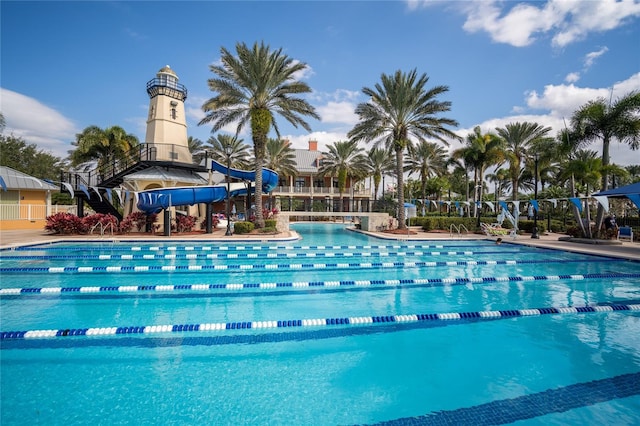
[188,136,206,165]
[264,138,298,208]
[264,138,297,179]
[199,41,319,228]
[68,125,139,168]
[559,149,603,238]
[349,69,459,229]
[452,126,504,216]
[0,133,64,181]
[405,141,447,215]
[318,140,368,212]
[365,147,395,202]
[205,134,251,171]
[571,90,640,229]
[495,122,552,201]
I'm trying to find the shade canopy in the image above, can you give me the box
[592,182,640,198]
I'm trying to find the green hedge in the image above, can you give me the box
[264,219,277,228]
[233,221,255,234]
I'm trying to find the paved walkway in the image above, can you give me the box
[1,227,639,261]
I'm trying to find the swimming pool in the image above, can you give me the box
[1,223,639,425]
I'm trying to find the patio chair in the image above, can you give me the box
[481,222,510,237]
[618,226,634,242]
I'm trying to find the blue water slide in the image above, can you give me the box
[136,161,278,214]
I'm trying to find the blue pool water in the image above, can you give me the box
[1,223,640,425]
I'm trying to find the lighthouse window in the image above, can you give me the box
[171,108,177,120]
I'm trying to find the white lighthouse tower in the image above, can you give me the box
[144,65,192,163]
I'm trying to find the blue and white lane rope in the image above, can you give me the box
[2,272,639,297]
[12,243,487,252]
[0,258,623,275]
[1,249,514,261]
[2,303,638,340]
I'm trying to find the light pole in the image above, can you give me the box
[225,146,233,236]
[476,184,482,228]
[531,154,540,239]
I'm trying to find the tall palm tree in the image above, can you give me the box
[264,138,298,209]
[366,147,395,202]
[318,140,368,212]
[405,141,447,215]
[69,125,139,168]
[571,90,640,228]
[448,154,474,215]
[452,126,504,216]
[199,41,319,228]
[348,69,459,229]
[495,122,552,201]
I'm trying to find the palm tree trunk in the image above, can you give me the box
[396,146,405,230]
[570,175,587,237]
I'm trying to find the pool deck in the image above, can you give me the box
[1,227,638,261]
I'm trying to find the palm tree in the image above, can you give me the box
[264,138,298,209]
[452,126,504,217]
[571,90,640,228]
[188,136,206,165]
[495,122,552,201]
[318,140,368,212]
[405,141,447,215]
[366,147,395,203]
[199,41,319,228]
[559,149,603,238]
[205,134,251,171]
[264,138,297,178]
[69,125,139,168]
[348,69,459,229]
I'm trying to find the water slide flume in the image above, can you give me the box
[136,160,278,214]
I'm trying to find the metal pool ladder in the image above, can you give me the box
[90,222,115,237]
[449,224,469,238]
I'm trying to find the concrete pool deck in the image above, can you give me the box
[1,227,638,261]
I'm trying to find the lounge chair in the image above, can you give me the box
[618,226,634,242]
[481,222,510,237]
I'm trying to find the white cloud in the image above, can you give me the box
[0,88,78,158]
[291,61,315,81]
[458,0,640,47]
[525,72,640,117]
[584,46,609,69]
[565,72,580,83]
[454,72,640,166]
[317,101,358,126]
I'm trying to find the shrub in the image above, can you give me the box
[264,219,277,229]
[200,214,220,230]
[45,212,85,234]
[233,221,255,234]
[174,214,197,233]
[259,226,277,234]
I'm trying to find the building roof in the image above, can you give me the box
[123,166,208,185]
[293,149,322,174]
[0,166,58,191]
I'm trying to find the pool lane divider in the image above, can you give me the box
[1,249,517,261]
[0,257,622,274]
[11,243,503,253]
[2,271,639,297]
[2,303,638,340]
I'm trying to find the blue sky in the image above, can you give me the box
[2,1,639,166]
